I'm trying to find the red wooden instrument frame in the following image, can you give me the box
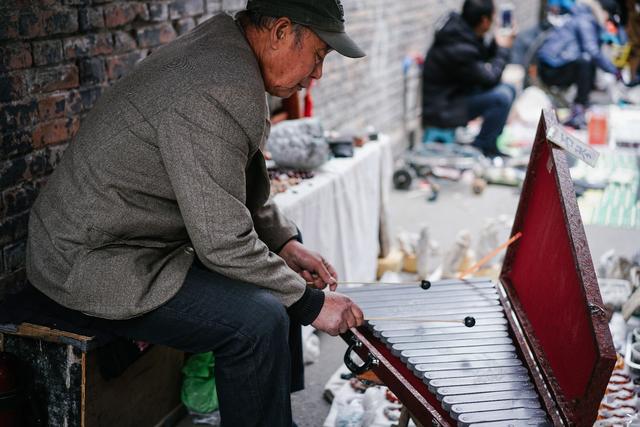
[344,110,616,426]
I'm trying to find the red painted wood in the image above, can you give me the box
[349,327,455,426]
[342,111,614,426]
[500,110,616,425]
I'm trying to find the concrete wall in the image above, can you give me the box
[0,0,540,295]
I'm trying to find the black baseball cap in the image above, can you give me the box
[245,0,365,58]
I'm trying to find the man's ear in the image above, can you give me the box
[270,17,293,49]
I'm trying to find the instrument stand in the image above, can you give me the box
[396,407,425,427]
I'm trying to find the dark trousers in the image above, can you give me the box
[465,83,515,153]
[104,261,301,426]
[539,58,595,106]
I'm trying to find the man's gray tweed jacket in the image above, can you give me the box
[26,14,313,320]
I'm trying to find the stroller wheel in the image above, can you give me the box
[393,169,414,190]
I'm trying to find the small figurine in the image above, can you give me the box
[441,230,475,279]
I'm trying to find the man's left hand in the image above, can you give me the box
[279,240,338,290]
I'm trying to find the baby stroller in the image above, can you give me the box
[392,141,490,199]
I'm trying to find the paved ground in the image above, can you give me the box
[180,174,640,427]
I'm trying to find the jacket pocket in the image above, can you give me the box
[86,225,173,250]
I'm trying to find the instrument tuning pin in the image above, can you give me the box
[420,280,431,290]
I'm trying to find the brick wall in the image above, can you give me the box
[0,0,539,296]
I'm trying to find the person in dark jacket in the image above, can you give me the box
[421,0,516,158]
[538,0,621,128]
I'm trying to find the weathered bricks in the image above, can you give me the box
[2,181,42,220]
[0,100,38,131]
[79,7,106,31]
[0,213,30,247]
[79,57,107,84]
[63,33,113,59]
[175,18,196,35]
[0,129,34,161]
[44,9,80,35]
[169,0,204,20]
[32,117,80,146]
[0,149,49,191]
[32,40,64,66]
[113,30,137,52]
[148,2,169,22]
[106,50,147,80]
[104,2,138,28]
[0,14,20,40]
[3,241,27,273]
[30,64,79,94]
[205,0,222,14]
[136,22,176,48]
[0,43,32,72]
[37,93,67,121]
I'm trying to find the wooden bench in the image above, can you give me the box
[0,322,185,426]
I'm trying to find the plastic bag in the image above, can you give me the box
[266,118,329,170]
[181,352,219,414]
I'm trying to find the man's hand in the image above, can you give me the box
[279,240,338,290]
[311,292,364,336]
[495,29,516,49]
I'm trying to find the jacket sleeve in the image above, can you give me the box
[252,199,300,252]
[451,44,511,87]
[575,17,618,74]
[156,91,322,322]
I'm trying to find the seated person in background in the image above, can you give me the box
[538,0,622,129]
[421,0,516,158]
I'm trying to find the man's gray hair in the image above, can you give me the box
[236,10,308,47]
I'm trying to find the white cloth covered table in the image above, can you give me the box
[273,137,393,282]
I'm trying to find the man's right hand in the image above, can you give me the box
[495,30,516,49]
[311,292,364,336]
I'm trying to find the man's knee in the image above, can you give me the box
[245,290,290,341]
[491,84,515,110]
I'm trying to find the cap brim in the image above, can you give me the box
[312,29,365,58]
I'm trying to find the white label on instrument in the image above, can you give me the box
[543,108,559,126]
[546,124,599,167]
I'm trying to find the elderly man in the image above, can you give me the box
[24,0,365,425]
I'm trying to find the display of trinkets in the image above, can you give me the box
[268,168,315,195]
[595,356,640,426]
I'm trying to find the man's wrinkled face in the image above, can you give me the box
[264,26,332,98]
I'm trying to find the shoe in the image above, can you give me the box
[563,104,587,130]
[474,145,511,159]
[484,148,511,159]
[472,143,510,159]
